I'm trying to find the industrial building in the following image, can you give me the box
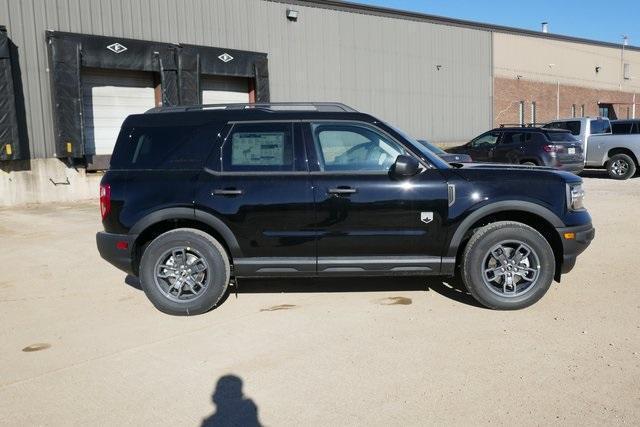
[0,0,638,206]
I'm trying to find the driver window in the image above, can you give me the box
[470,132,499,148]
[312,123,406,172]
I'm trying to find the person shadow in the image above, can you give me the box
[201,375,262,427]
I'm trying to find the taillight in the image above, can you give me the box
[543,144,559,153]
[100,184,111,220]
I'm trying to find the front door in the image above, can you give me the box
[466,130,501,162]
[195,122,316,276]
[304,121,449,275]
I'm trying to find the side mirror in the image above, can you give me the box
[392,155,420,177]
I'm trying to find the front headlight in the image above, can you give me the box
[567,183,585,210]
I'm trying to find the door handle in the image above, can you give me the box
[213,188,244,196]
[327,187,357,195]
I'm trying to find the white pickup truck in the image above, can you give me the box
[544,117,640,180]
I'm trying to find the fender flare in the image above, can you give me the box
[129,207,242,258]
[446,201,564,258]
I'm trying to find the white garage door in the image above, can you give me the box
[82,69,156,155]
[201,75,250,105]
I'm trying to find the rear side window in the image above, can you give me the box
[546,132,578,142]
[501,132,532,144]
[222,123,295,172]
[110,125,216,170]
[543,121,581,135]
[612,122,632,134]
[590,119,611,135]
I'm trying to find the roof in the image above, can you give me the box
[273,0,640,52]
[124,107,375,128]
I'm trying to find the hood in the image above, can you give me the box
[449,162,581,184]
[453,162,554,171]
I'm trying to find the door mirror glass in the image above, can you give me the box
[392,155,419,177]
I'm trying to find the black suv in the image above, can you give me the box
[96,103,594,315]
[446,127,584,173]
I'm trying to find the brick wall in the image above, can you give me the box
[494,77,637,126]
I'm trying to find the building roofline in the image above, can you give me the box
[271,0,640,52]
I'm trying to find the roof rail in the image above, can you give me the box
[498,122,545,128]
[145,102,358,114]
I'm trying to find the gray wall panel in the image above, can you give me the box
[0,0,492,158]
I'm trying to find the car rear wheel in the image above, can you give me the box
[606,153,636,180]
[139,228,230,315]
[461,221,555,310]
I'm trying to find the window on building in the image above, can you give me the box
[518,101,525,126]
[581,105,585,117]
[222,122,295,172]
[598,104,617,120]
[623,63,630,80]
[571,104,576,118]
[531,102,537,125]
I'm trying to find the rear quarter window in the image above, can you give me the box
[110,124,219,170]
[589,119,611,135]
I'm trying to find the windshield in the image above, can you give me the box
[380,122,450,169]
[417,139,446,154]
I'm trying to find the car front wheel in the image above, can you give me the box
[461,221,555,310]
[139,228,230,315]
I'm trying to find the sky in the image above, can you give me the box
[354,0,640,46]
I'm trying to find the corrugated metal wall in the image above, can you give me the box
[0,0,492,159]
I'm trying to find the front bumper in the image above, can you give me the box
[96,232,136,275]
[556,222,595,275]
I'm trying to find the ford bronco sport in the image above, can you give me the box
[96,103,594,315]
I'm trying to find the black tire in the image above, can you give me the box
[461,221,555,310]
[139,228,230,315]
[606,153,636,180]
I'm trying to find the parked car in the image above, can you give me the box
[542,117,612,155]
[446,127,584,173]
[97,102,594,314]
[416,139,472,163]
[584,132,640,179]
[611,119,640,135]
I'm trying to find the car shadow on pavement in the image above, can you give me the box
[124,275,484,309]
[201,374,262,427]
[579,169,632,180]
[233,276,484,308]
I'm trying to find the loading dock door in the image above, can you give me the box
[82,68,156,155]
[201,75,250,104]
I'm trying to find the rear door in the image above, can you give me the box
[194,121,316,276]
[304,121,448,275]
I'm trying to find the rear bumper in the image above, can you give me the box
[556,223,595,275]
[96,232,136,275]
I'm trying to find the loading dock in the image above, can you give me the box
[81,68,157,157]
